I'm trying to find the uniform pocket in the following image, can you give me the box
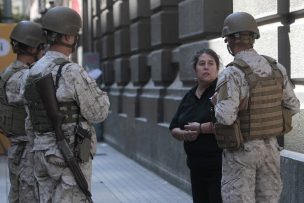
[47,155,67,168]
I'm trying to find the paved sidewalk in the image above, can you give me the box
[0,155,9,203]
[0,143,192,203]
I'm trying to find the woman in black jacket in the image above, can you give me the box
[169,48,222,203]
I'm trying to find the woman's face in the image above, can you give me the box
[195,53,218,84]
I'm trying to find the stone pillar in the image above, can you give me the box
[92,0,102,54]
[136,0,179,127]
[100,0,115,86]
[113,0,130,85]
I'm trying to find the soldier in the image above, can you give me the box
[22,6,110,203]
[212,12,300,203]
[0,21,46,203]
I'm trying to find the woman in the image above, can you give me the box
[169,48,222,203]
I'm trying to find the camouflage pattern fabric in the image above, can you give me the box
[221,137,282,203]
[22,51,110,203]
[8,143,38,203]
[34,151,92,203]
[215,49,300,126]
[215,49,300,203]
[4,60,38,203]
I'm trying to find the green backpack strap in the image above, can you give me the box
[261,55,284,84]
[261,55,276,64]
[227,59,258,88]
[53,58,70,65]
[52,58,71,90]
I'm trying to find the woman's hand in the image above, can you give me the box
[184,122,200,134]
[183,122,199,141]
[182,129,198,141]
[170,127,198,142]
[185,122,214,134]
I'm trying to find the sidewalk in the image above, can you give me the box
[0,155,9,203]
[0,143,192,203]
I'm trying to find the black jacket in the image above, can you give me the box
[169,79,222,169]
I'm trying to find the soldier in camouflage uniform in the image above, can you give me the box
[22,6,110,203]
[0,21,46,203]
[213,12,300,203]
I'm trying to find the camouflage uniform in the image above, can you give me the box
[215,49,300,203]
[22,51,110,203]
[2,60,38,203]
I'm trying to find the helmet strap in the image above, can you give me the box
[233,33,255,45]
[227,44,235,56]
[225,33,255,56]
[45,31,78,52]
[224,37,235,56]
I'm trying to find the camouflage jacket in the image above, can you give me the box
[21,51,110,157]
[215,48,300,125]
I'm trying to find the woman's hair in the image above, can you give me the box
[192,48,220,70]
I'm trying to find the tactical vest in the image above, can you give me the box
[0,66,27,136]
[230,56,284,140]
[24,58,83,133]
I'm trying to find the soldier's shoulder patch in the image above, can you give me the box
[216,75,228,91]
[216,76,228,101]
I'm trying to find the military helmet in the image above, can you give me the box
[10,21,46,48]
[222,12,260,39]
[42,6,82,35]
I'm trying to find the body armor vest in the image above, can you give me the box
[0,66,27,136]
[24,58,83,133]
[230,56,284,140]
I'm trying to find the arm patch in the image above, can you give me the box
[216,79,228,101]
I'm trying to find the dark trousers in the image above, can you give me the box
[190,167,222,203]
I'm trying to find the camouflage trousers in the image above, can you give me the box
[34,150,92,203]
[221,137,282,203]
[8,145,38,203]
